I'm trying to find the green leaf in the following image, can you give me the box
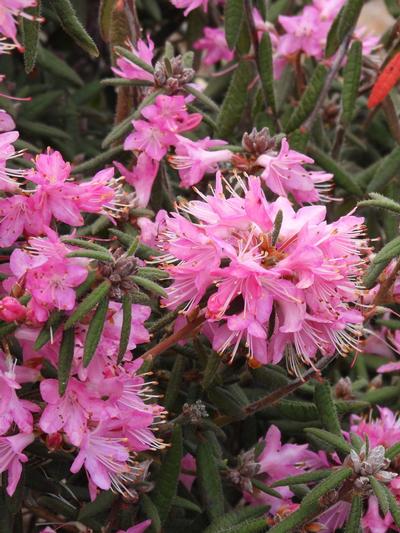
[18,119,71,142]
[114,45,154,74]
[207,385,247,418]
[152,425,183,524]
[117,294,132,364]
[377,318,400,330]
[202,352,221,390]
[308,145,363,196]
[224,0,245,50]
[285,65,328,132]
[344,494,362,533]
[204,505,269,533]
[305,428,351,455]
[36,46,84,86]
[364,385,400,404]
[367,147,400,192]
[385,0,400,17]
[358,192,400,214]
[58,327,75,395]
[337,0,364,47]
[370,477,389,516]
[314,381,342,436]
[258,33,276,113]
[341,40,362,125]
[173,495,202,514]
[141,494,162,533]
[250,478,282,498]
[267,501,316,533]
[66,250,114,262]
[373,236,400,264]
[21,2,42,73]
[131,275,167,298]
[83,296,109,368]
[61,238,110,253]
[217,61,253,139]
[136,267,168,281]
[363,259,391,289]
[386,441,400,461]
[99,0,113,42]
[164,354,185,411]
[72,145,124,174]
[22,90,64,121]
[325,6,344,57]
[34,311,64,350]
[109,228,160,260]
[382,483,400,526]
[197,438,225,520]
[184,85,220,114]
[64,280,111,330]
[49,0,99,57]
[272,469,332,487]
[302,467,353,506]
[78,491,117,522]
[206,519,267,533]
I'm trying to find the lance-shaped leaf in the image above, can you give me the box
[259,33,276,113]
[217,61,253,139]
[58,327,75,395]
[152,425,183,524]
[117,294,132,364]
[382,483,400,526]
[325,7,344,57]
[341,40,362,125]
[36,46,84,86]
[359,192,400,214]
[141,494,162,533]
[67,250,114,262]
[373,236,400,264]
[377,318,400,329]
[184,85,220,114]
[344,494,362,533]
[326,0,363,58]
[314,381,342,437]
[250,478,282,498]
[224,0,245,50]
[49,0,99,57]
[131,276,167,298]
[386,441,400,460]
[305,428,351,455]
[21,2,41,73]
[64,280,111,330]
[308,145,363,196]
[267,501,317,532]
[114,45,154,74]
[173,496,201,514]
[302,467,353,506]
[109,228,160,260]
[202,352,221,390]
[164,354,185,411]
[72,145,124,174]
[363,258,391,289]
[83,296,109,368]
[369,477,389,515]
[61,238,110,252]
[34,311,64,350]
[272,469,332,487]
[197,438,225,520]
[137,267,169,281]
[367,147,400,192]
[285,65,328,132]
[364,385,400,404]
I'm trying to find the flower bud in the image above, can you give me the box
[0,296,26,322]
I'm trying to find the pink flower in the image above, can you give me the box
[0,110,15,132]
[158,174,366,367]
[169,136,232,187]
[362,496,394,533]
[0,0,37,49]
[350,407,400,449]
[112,36,155,82]
[117,520,152,533]
[0,194,35,246]
[0,130,26,192]
[125,119,176,161]
[0,432,34,495]
[170,0,208,16]
[194,27,234,66]
[256,138,332,204]
[0,296,26,322]
[180,453,197,491]
[115,154,159,208]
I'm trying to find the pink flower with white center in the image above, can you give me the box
[70,422,135,500]
[72,167,115,215]
[0,296,26,322]
[0,354,39,435]
[117,520,152,533]
[256,137,333,204]
[112,36,155,82]
[194,27,234,66]
[9,232,89,322]
[0,432,34,496]
[169,136,232,187]
[170,0,208,16]
[0,0,37,49]
[158,174,366,368]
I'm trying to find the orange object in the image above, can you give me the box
[367,51,400,108]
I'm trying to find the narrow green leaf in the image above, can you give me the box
[373,236,400,264]
[109,228,160,260]
[78,491,117,521]
[83,296,109,368]
[370,477,389,515]
[202,352,221,390]
[22,90,64,121]
[101,77,153,87]
[386,442,400,461]
[36,46,84,86]
[308,145,363,196]
[358,192,400,214]
[173,495,201,514]
[21,2,42,73]
[34,311,64,350]
[344,494,362,533]
[204,505,269,533]
[250,478,282,498]
[184,85,220,114]
[285,65,328,132]
[271,210,282,246]
[206,519,267,533]
[267,501,317,533]
[337,0,364,47]
[117,294,132,364]
[364,385,400,404]
[58,327,75,395]
[367,147,400,192]
[99,0,113,42]
[114,45,154,74]
[64,280,111,329]
[341,40,362,124]
[136,267,168,280]
[72,145,124,174]
[18,119,71,142]
[302,467,353,506]
[272,469,332,487]
[141,494,162,533]
[164,354,185,411]
[152,425,183,524]
[377,318,400,330]
[382,483,400,526]
[207,385,247,419]
[259,33,276,113]
[363,258,391,289]
[197,439,225,520]
[325,7,344,57]
[61,238,109,253]
[66,250,114,262]
[305,428,351,455]
[224,0,245,49]
[131,275,167,298]
[49,0,99,57]
[314,381,342,436]
[217,61,253,139]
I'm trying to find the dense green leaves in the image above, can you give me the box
[344,494,362,533]
[58,327,75,394]
[64,280,112,329]
[314,381,342,436]
[83,296,110,367]
[305,428,351,455]
[224,0,245,50]
[197,438,225,521]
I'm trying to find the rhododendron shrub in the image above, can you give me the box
[1,0,400,531]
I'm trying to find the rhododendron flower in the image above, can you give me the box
[158,174,366,368]
[0,0,37,49]
[0,110,15,132]
[0,194,35,246]
[350,407,400,450]
[0,432,34,495]
[112,36,155,82]
[194,27,233,66]
[117,520,152,533]
[256,137,333,203]
[0,130,26,191]
[0,296,26,322]
[115,154,159,208]
[170,0,208,16]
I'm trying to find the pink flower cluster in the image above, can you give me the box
[158,173,366,368]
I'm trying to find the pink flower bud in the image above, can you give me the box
[0,297,26,322]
